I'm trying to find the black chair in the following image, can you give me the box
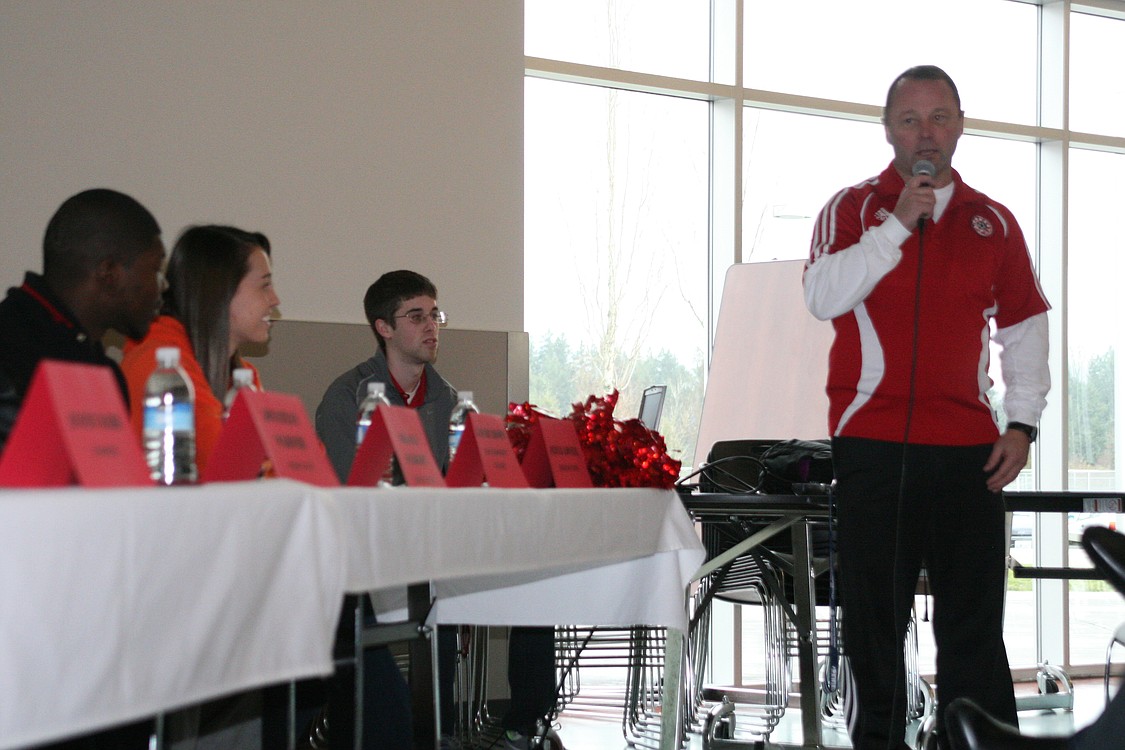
[1082,526,1125,707]
[1084,525,1125,596]
[945,700,1067,750]
[945,525,1125,750]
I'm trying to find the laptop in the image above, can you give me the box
[637,385,667,431]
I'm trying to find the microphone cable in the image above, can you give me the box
[887,208,928,749]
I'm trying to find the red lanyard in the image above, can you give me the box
[22,282,73,328]
[389,369,427,409]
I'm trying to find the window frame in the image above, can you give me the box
[525,0,1125,679]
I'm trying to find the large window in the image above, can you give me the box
[743,0,1038,126]
[1070,11,1125,136]
[525,0,710,80]
[740,114,1038,263]
[525,78,708,463]
[1067,146,1125,664]
[527,0,1125,679]
[741,111,884,262]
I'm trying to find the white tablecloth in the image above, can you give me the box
[333,486,704,630]
[0,482,704,748]
[0,479,345,750]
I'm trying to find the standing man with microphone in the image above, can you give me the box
[803,65,1051,749]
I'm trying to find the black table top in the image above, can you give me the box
[676,488,832,516]
[1002,490,1124,514]
[677,488,1125,515]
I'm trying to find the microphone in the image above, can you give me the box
[912,160,935,231]
[912,159,936,180]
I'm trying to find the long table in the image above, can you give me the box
[331,485,705,748]
[334,486,703,630]
[0,479,345,750]
[0,481,704,749]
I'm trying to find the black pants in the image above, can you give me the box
[501,626,558,733]
[400,623,556,741]
[832,437,1016,750]
[37,721,153,750]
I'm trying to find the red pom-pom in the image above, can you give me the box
[504,401,552,463]
[506,391,680,489]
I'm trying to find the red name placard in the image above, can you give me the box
[0,360,151,487]
[204,390,339,486]
[445,412,529,488]
[348,404,445,487]
[520,417,593,489]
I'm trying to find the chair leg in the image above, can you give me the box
[1107,620,1125,710]
[1108,624,1125,707]
[1107,637,1116,707]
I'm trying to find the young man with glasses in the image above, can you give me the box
[314,269,459,749]
[316,269,458,482]
[314,269,560,749]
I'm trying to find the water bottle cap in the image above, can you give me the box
[458,390,473,401]
[155,346,181,367]
[367,381,386,396]
[232,368,254,386]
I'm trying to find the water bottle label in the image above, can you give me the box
[143,402,195,432]
[356,424,368,445]
[449,426,465,455]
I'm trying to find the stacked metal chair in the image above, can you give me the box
[691,512,828,746]
[554,625,659,722]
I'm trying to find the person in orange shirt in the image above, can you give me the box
[120,224,279,477]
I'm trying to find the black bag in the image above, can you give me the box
[701,438,832,494]
[758,439,833,494]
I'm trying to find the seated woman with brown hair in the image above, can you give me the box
[121,224,279,477]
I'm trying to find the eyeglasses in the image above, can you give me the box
[393,310,448,327]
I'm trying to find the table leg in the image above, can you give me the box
[408,582,438,748]
[658,626,686,750]
[326,595,362,750]
[791,521,822,748]
[260,683,295,749]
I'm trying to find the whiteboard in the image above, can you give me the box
[693,261,836,468]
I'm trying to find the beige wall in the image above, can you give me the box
[248,321,529,420]
[0,1,524,334]
[5,1,526,701]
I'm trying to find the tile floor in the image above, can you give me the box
[543,677,1110,749]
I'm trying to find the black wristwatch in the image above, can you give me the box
[1007,421,1038,443]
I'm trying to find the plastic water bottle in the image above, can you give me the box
[448,390,478,463]
[143,346,198,485]
[356,381,390,445]
[222,367,256,420]
[356,381,395,486]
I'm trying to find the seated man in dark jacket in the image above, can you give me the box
[0,370,17,455]
[0,188,165,750]
[0,188,165,451]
